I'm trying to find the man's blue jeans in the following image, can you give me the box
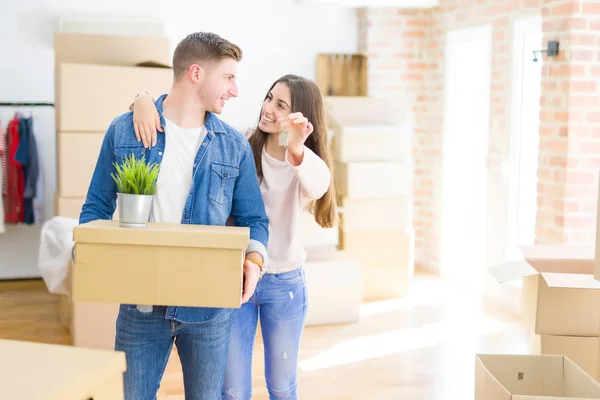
[115,304,235,400]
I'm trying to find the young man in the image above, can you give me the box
[79,32,269,400]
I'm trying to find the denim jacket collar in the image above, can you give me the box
[155,94,227,134]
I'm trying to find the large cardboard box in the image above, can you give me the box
[54,32,173,133]
[489,245,600,336]
[339,228,413,264]
[56,62,172,132]
[475,353,600,399]
[55,32,171,67]
[304,247,361,326]
[531,334,600,381]
[335,161,411,198]
[72,220,249,308]
[362,260,414,300]
[323,96,411,163]
[0,339,126,400]
[55,194,119,220]
[57,132,105,197]
[339,229,414,299]
[330,123,411,163]
[338,196,412,231]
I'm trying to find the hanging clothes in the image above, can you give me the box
[15,117,39,225]
[5,116,24,224]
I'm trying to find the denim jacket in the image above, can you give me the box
[79,94,269,323]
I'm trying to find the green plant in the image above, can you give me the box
[111,154,160,195]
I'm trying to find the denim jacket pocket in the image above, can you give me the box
[114,146,146,163]
[208,162,240,205]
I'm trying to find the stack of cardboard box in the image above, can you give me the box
[53,32,173,219]
[301,129,363,326]
[489,245,600,382]
[52,31,174,356]
[324,96,415,300]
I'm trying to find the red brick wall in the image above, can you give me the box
[539,0,600,245]
[359,0,600,272]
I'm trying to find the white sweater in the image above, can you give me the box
[260,145,331,274]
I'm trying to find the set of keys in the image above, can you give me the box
[278,129,289,148]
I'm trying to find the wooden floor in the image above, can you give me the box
[0,273,532,399]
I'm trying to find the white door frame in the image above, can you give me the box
[506,15,543,261]
[439,24,492,295]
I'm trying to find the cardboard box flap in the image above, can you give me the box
[563,356,600,397]
[136,60,172,69]
[540,272,600,290]
[489,260,539,283]
[74,220,249,250]
[520,245,595,275]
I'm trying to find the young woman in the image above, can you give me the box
[131,74,337,400]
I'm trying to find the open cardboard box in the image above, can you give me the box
[475,353,600,399]
[72,220,249,308]
[489,245,600,336]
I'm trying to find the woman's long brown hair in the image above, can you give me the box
[248,74,337,228]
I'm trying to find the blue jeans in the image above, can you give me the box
[222,267,308,400]
[115,304,235,400]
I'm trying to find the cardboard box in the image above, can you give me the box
[531,334,600,381]
[0,339,126,400]
[55,32,171,67]
[338,196,412,231]
[335,161,411,198]
[56,62,172,132]
[304,247,361,326]
[331,124,411,163]
[362,261,414,300]
[489,245,600,336]
[57,132,105,197]
[73,220,249,308]
[55,194,119,220]
[475,353,600,399]
[324,96,411,162]
[331,123,411,163]
[339,228,413,265]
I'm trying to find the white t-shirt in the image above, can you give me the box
[151,118,207,224]
[260,146,331,273]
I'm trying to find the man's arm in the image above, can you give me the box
[230,141,269,269]
[79,121,118,225]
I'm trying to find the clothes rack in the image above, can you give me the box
[0,102,54,107]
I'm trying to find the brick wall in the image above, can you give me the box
[539,0,600,244]
[359,0,600,272]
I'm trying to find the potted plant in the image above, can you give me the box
[111,154,160,228]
